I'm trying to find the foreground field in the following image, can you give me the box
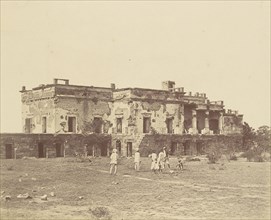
[0,156,270,220]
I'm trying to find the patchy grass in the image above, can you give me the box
[0,156,270,220]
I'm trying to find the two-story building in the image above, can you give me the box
[0,78,243,159]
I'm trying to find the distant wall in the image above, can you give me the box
[138,134,243,157]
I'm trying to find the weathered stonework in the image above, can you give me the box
[0,79,244,159]
[0,133,111,159]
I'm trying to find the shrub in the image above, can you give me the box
[229,155,238,161]
[89,206,111,219]
[207,153,219,164]
[241,149,266,162]
[253,155,264,162]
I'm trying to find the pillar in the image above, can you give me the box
[192,110,198,134]
[204,111,209,130]
[218,112,223,134]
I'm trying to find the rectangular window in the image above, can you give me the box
[143,117,151,133]
[25,118,31,133]
[166,118,173,134]
[127,142,132,157]
[116,118,122,133]
[68,116,76,132]
[93,117,103,133]
[42,117,47,133]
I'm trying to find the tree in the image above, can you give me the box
[242,122,256,151]
[256,125,271,152]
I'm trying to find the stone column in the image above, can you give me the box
[192,110,198,134]
[218,112,223,134]
[204,111,209,130]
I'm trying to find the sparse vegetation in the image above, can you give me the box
[89,206,111,219]
[0,155,270,219]
[6,165,14,171]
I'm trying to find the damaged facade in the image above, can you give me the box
[1,79,243,159]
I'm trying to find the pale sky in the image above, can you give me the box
[1,1,270,132]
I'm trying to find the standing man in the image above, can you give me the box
[134,149,141,171]
[110,149,118,175]
[158,150,165,172]
[163,147,171,169]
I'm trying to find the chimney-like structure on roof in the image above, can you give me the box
[53,78,69,85]
[111,83,116,90]
[162,81,175,91]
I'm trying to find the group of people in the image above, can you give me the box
[149,147,170,173]
[109,148,141,175]
[109,147,184,175]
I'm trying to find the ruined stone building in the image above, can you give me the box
[1,79,243,159]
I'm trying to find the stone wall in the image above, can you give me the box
[138,134,243,157]
[55,97,112,134]
[21,87,56,133]
[0,133,111,159]
[1,133,243,159]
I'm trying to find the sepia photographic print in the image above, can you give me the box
[1,1,270,219]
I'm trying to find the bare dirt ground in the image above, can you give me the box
[0,156,270,220]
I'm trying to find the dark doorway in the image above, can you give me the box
[196,142,203,155]
[25,118,31,133]
[209,119,219,134]
[93,117,103,133]
[166,118,173,134]
[116,140,121,155]
[101,145,107,156]
[42,117,47,133]
[184,141,190,155]
[170,142,177,155]
[5,144,13,159]
[55,143,63,157]
[88,145,96,156]
[143,117,151,133]
[183,120,192,134]
[68,117,76,132]
[38,142,45,158]
[127,142,132,157]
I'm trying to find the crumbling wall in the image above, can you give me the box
[131,89,182,101]
[0,133,111,159]
[131,101,184,134]
[137,134,243,157]
[21,87,56,133]
[108,101,130,134]
[184,105,193,131]
[55,98,111,134]
[55,86,112,100]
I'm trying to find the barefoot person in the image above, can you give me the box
[158,150,165,172]
[149,152,158,174]
[110,149,118,175]
[163,147,171,169]
[176,156,184,171]
[134,149,141,171]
